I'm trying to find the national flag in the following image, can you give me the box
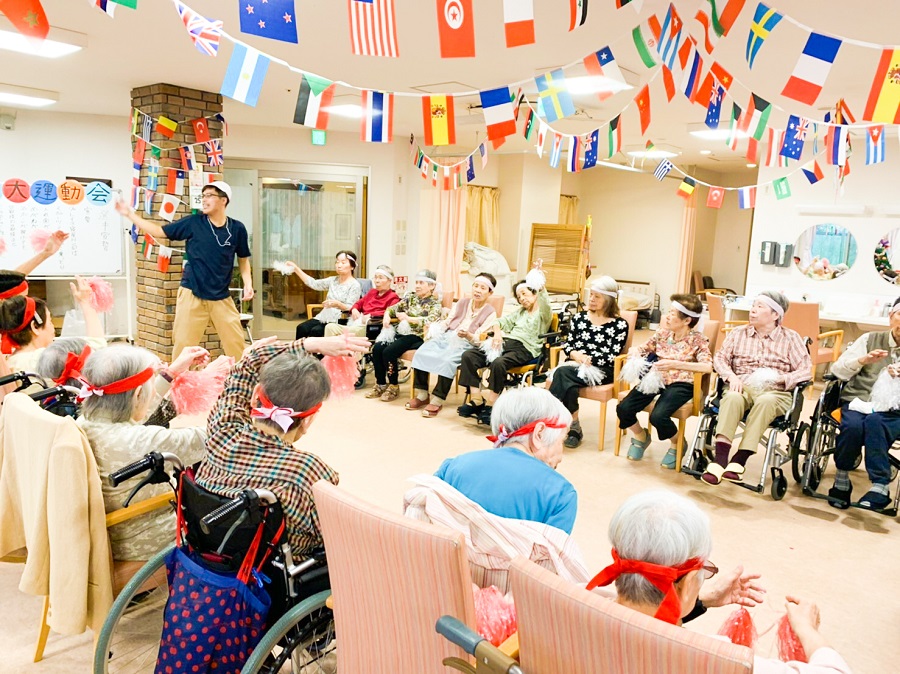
[157,245,173,273]
[632,16,660,69]
[1,0,49,39]
[635,84,651,135]
[676,176,696,198]
[110,0,137,7]
[773,176,791,200]
[680,45,703,100]
[616,0,641,8]
[549,133,563,169]
[480,142,488,168]
[567,136,581,173]
[147,159,159,192]
[155,116,177,139]
[422,95,456,146]
[141,234,155,259]
[569,0,588,31]
[837,98,856,124]
[583,129,599,169]
[661,66,676,102]
[436,0,475,58]
[141,114,153,141]
[583,46,626,102]
[535,69,575,122]
[132,137,146,164]
[654,159,674,180]
[131,162,141,210]
[90,0,116,17]
[779,115,808,160]
[143,190,155,217]
[607,115,622,157]
[420,157,429,180]
[175,1,223,57]
[764,128,788,167]
[432,162,438,187]
[190,117,210,143]
[536,123,546,158]
[706,186,725,208]
[479,87,517,140]
[737,93,771,140]
[694,61,732,106]
[737,186,756,209]
[746,137,759,163]
[511,87,525,121]
[694,10,717,54]
[442,165,451,190]
[220,44,270,106]
[205,139,224,166]
[131,108,140,135]
[705,84,723,128]
[746,3,782,69]
[866,125,886,164]
[361,90,394,143]
[466,155,475,181]
[240,0,298,44]
[503,0,535,48]
[656,4,684,71]
[349,0,399,57]
[781,33,842,105]
[166,169,185,196]
[825,125,848,166]
[864,49,900,124]
[522,108,536,140]
[725,102,742,151]
[215,113,229,136]
[159,195,181,223]
[706,0,745,37]
[293,74,335,129]
[801,160,824,184]
[130,224,139,244]
[179,145,196,171]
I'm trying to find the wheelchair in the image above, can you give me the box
[436,616,522,674]
[798,374,900,516]
[681,376,811,500]
[94,452,335,674]
[0,371,81,418]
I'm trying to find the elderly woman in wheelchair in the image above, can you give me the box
[701,291,812,488]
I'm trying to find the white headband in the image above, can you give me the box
[591,284,618,298]
[755,294,785,318]
[416,274,437,284]
[373,268,393,280]
[889,301,900,316]
[671,301,701,319]
[474,275,495,290]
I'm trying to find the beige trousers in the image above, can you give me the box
[172,287,247,361]
[716,387,793,452]
[323,323,366,338]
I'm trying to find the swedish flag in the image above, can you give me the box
[746,3,783,69]
[535,69,576,123]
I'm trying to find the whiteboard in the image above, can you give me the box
[0,199,125,275]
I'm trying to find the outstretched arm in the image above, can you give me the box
[15,231,69,275]
[115,196,167,240]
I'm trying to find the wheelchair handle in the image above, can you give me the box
[108,451,183,487]
[200,488,278,534]
[28,385,69,403]
[436,616,483,656]
[0,371,33,387]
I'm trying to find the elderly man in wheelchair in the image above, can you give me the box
[700,291,812,489]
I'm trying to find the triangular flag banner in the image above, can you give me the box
[706,186,725,208]
[159,194,181,222]
[737,185,756,209]
[157,245,173,273]
[220,43,270,107]
[773,176,791,200]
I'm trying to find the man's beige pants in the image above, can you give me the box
[716,387,793,451]
[172,287,247,360]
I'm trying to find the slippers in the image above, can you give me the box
[702,463,725,486]
[405,398,428,411]
[422,404,443,418]
[722,462,746,483]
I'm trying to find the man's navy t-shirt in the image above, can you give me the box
[162,214,250,301]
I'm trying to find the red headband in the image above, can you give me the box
[77,366,155,402]
[486,418,568,446]
[586,549,704,625]
[250,388,322,432]
[54,345,93,385]
[0,280,28,300]
[0,297,38,355]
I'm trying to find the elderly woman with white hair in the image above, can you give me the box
[435,387,577,534]
[590,490,851,673]
[286,251,362,340]
[548,276,629,448]
[704,290,811,486]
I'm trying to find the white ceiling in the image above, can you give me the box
[3,0,897,173]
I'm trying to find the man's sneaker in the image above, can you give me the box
[457,401,485,418]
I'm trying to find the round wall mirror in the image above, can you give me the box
[793,224,857,281]
[874,233,900,284]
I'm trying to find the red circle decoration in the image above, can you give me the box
[3,179,30,204]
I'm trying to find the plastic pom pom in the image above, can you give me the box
[870,367,900,412]
[347,314,369,329]
[0,237,6,256]
[777,614,808,663]
[524,267,546,291]
[169,368,229,416]
[375,325,396,344]
[87,276,115,313]
[620,356,649,385]
[636,366,665,395]
[397,319,412,335]
[473,585,517,648]
[545,361,577,384]
[481,338,503,363]
[30,229,51,254]
[578,362,606,386]
[427,321,447,341]
[272,260,293,276]
[744,367,782,393]
[717,607,758,649]
[321,355,358,400]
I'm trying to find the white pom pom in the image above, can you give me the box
[870,368,900,412]
[481,339,503,364]
[397,320,412,335]
[620,356,649,385]
[577,363,606,386]
[545,361,577,384]
[273,260,292,275]
[636,366,666,395]
[524,268,546,291]
[427,321,447,341]
[744,367,782,393]
[375,325,396,344]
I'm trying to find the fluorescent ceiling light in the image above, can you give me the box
[323,104,364,119]
[597,160,644,174]
[689,127,750,141]
[0,84,58,107]
[0,26,86,58]
[627,148,678,159]
[746,163,757,168]
[565,76,632,95]
[699,149,712,155]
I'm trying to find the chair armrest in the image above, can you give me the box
[105,491,173,528]
[613,354,628,395]
[549,346,563,369]
[817,329,843,356]
[692,372,707,415]
[306,303,324,320]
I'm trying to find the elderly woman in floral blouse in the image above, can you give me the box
[287,251,362,339]
[617,294,712,469]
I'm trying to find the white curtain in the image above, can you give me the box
[420,187,467,300]
[558,194,579,224]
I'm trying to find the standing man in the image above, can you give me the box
[116,181,253,360]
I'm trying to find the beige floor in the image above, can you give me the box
[3,370,898,672]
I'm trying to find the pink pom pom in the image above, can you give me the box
[473,585,517,647]
[87,276,115,313]
[777,614,808,663]
[30,229,51,254]
[0,237,6,256]
[717,607,758,648]
[169,369,227,416]
[321,355,358,400]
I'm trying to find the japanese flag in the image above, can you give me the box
[159,194,181,222]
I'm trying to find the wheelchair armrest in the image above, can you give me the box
[105,492,174,528]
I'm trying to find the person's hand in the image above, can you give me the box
[699,565,766,608]
[204,355,234,377]
[627,346,641,357]
[242,335,279,360]
[396,312,410,322]
[114,195,133,217]
[654,359,682,371]
[305,335,370,358]
[169,346,210,376]
[859,349,888,366]
[570,351,587,365]
[284,261,299,275]
[457,327,471,339]
[242,286,254,301]
[43,230,69,256]
[533,258,543,270]
[69,275,94,304]
[728,375,744,394]
[351,308,361,321]
[492,334,503,348]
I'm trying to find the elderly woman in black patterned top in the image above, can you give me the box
[548,277,629,449]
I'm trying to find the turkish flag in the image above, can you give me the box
[0,0,50,40]
[706,186,725,209]
[191,117,210,143]
[436,0,475,58]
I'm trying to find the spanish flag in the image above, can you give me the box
[864,49,900,124]
[422,95,456,147]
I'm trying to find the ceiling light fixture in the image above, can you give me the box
[626,148,678,159]
[0,24,86,58]
[699,149,712,155]
[746,163,757,168]
[597,160,645,174]
[689,127,750,141]
[0,84,58,108]
[322,104,365,119]
[565,75,632,96]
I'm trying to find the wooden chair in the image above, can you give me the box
[548,310,638,451]
[782,301,844,381]
[0,393,172,662]
[706,294,748,332]
[612,320,721,471]
[692,271,734,301]
[509,557,753,674]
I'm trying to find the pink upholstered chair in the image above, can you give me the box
[781,301,843,381]
[510,557,754,674]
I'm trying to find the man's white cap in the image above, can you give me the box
[208,180,232,203]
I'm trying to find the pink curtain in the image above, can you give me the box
[420,187,467,300]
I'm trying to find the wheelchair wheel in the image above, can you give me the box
[771,470,788,501]
[790,422,810,483]
[852,452,863,471]
[94,545,172,674]
[242,590,335,674]
[803,420,835,493]
[397,363,411,385]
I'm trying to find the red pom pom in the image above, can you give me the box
[717,607,758,648]
[777,614,808,663]
[87,276,115,313]
[0,237,7,256]
[29,229,51,254]
[169,369,227,415]
[473,585,517,647]
[321,355,358,400]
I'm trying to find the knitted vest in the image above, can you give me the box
[841,331,893,403]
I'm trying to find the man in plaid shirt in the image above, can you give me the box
[703,291,811,485]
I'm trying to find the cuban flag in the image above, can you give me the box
[90,0,116,17]
[866,125,886,165]
[361,90,394,143]
[220,44,270,107]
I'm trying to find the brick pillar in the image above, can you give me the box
[130,84,225,360]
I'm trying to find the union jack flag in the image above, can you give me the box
[793,117,810,141]
[175,1,223,57]
[205,140,224,167]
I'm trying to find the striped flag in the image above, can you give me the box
[737,186,756,209]
[569,0,588,31]
[781,32,842,105]
[293,74,335,129]
[694,10,716,54]
[549,133,563,169]
[90,0,116,17]
[155,116,177,139]
[522,108,536,140]
[361,90,394,143]
[825,125,848,166]
[349,0,399,57]
[166,169,185,196]
[479,87,517,141]
[480,142,488,168]
[422,95,456,146]
[866,125,886,165]
[764,128,788,167]
[607,115,621,157]
[864,49,900,124]
[738,93,772,141]
[632,15,661,69]
[131,161,141,210]
[654,159,674,180]
[179,146,196,171]
[725,102,742,151]
[567,136,581,173]
[157,245,173,273]
[503,0,535,48]
[676,176,696,198]
[143,190,155,218]
[656,4,684,71]
[141,234,155,259]
[801,160,824,184]
[680,45,703,100]
[175,1,223,57]
[220,44,270,106]
[583,46,626,102]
